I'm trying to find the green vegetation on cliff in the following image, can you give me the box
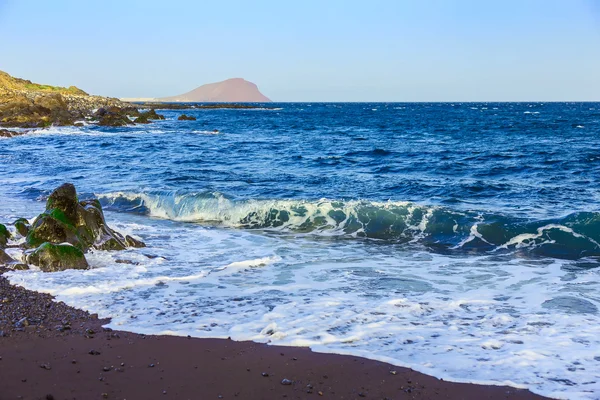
[0,70,88,97]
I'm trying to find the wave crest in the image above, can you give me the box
[97,190,600,260]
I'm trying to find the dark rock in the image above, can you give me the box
[133,114,151,124]
[125,235,146,248]
[0,128,25,137]
[0,248,13,264]
[144,109,165,120]
[13,218,30,237]
[0,248,28,270]
[25,183,145,257]
[177,114,196,121]
[135,109,165,124]
[26,242,89,272]
[0,223,10,247]
[95,107,133,127]
[26,214,84,250]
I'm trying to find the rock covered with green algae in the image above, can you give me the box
[26,242,88,272]
[0,223,10,247]
[27,183,145,252]
[13,218,30,237]
[0,183,147,272]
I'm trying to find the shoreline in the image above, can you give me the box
[0,269,548,400]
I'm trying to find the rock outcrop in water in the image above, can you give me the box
[177,114,196,121]
[0,183,145,272]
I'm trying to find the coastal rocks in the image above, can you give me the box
[0,70,134,130]
[27,183,145,253]
[25,242,89,272]
[0,93,76,127]
[0,183,148,272]
[177,114,196,121]
[13,218,30,237]
[0,128,25,138]
[0,223,10,247]
[134,109,165,124]
[0,248,14,263]
[95,107,134,127]
[0,249,29,270]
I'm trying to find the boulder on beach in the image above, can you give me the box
[26,183,145,253]
[25,242,88,272]
[1,183,146,272]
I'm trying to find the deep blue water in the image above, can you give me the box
[3,103,600,398]
[2,102,600,260]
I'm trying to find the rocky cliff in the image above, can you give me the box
[0,70,158,132]
[160,78,271,102]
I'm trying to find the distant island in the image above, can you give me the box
[122,78,271,103]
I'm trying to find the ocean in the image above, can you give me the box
[1,102,599,399]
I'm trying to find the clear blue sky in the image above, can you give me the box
[1,0,599,101]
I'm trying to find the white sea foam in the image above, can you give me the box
[190,130,221,135]
[4,207,600,399]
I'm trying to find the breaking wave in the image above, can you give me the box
[97,191,600,260]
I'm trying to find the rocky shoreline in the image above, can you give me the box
[0,184,549,399]
[0,272,547,400]
[0,183,145,273]
[0,70,276,136]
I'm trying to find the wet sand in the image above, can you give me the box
[0,272,548,400]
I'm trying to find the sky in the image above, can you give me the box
[0,0,599,101]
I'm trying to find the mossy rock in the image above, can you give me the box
[26,242,89,272]
[25,183,145,253]
[13,218,30,237]
[0,223,11,248]
[46,183,80,224]
[26,214,83,250]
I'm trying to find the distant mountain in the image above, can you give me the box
[159,78,271,103]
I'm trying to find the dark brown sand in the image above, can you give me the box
[0,271,549,400]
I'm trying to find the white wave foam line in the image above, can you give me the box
[6,213,600,399]
[498,224,600,249]
[97,191,426,236]
[190,130,220,135]
[452,222,492,249]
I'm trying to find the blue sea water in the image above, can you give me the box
[1,102,600,398]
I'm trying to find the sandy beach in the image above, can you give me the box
[0,270,547,400]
